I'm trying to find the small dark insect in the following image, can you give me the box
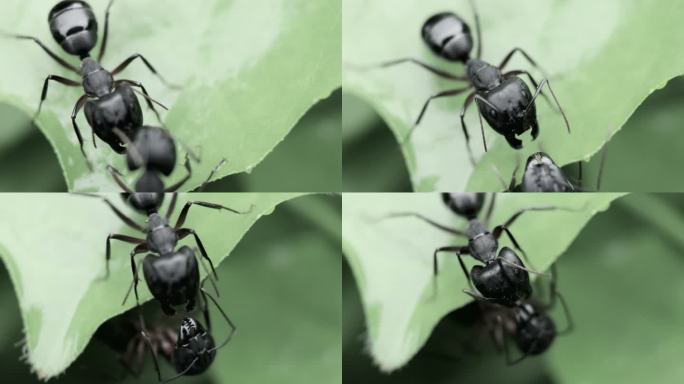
[97,280,236,382]
[385,193,559,306]
[83,192,251,316]
[505,149,606,192]
[3,0,175,166]
[465,264,573,364]
[374,0,569,164]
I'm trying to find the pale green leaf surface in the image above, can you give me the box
[0,0,340,191]
[342,193,624,372]
[343,0,684,191]
[0,193,304,379]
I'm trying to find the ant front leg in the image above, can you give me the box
[97,0,116,62]
[499,47,549,78]
[433,246,472,289]
[492,225,531,265]
[35,75,80,119]
[459,92,477,165]
[483,194,497,227]
[112,54,180,89]
[76,193,144,232]
[405,86,472,142]
[525,78,570,134]
[107,165,134,193]
[381,212,467,237]
[198,158,228,191]
[71,95,94,170]
[360,57,468,81]
[504,70,556,113]
[174,200,253,229]
[103,234,145,279]
[177,228,218,280]
[3,34,79,73]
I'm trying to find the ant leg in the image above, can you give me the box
[466,0,483,59]
[404,86,472,142]
[492,225,532,266]
[504,70,556,113]
[75,193,144,232]
[139,330,164,382]
[201,288,237,352]
[499,47,549,78]
[459,91,477,165]
[111,54,180,89]
[380,212,467,237]
[165,155,192,192]
[356,58,468,81]
[555,291,574,335]
[484,194,497,226]
[2,34,79,73]
[177,228,218,280]
[198,158,228,191]
[165,357,200,383]
[97,0,116,62]
[107,165,134,193]
[121,258,143,306]
[165,193,179,221]
[103,234,145,279]
[433,246,472,288]
[525,78,571,134]
[497,259,547,278]
[462,288,496,303]
[197,248,220,298]
[473,95,500,152]
[497,205,561,230]
[129,244,149,309]
[35,75,80,120]
[71,95,94,170]
[115,80,167,124]
[174,201,253,229]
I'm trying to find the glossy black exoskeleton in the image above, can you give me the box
[506,150,606,192]
[97,284,237,382]
[376,1,570,164]
[387,193,558,306]
[83,192,250,316]
[5,0,174,165]
[466,264,573,365]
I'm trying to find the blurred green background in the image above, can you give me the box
[0,89,341,193]
[342,77,684,192]
[0,194,341,383]
[343,193,684,383]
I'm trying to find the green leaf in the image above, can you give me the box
[0,193,305,379]
[343,0,684,191]
[342,193,624,372]
[0,0,341,192]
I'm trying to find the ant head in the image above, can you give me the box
[128,127,177,176]
[441,193,484,219]
[513,305,556,355]
[523,152,568,192]
[49,1,98,57]
[174,317,216,376]
[124,192,164,214]
[467,59,502,91]
[422,12,473,63]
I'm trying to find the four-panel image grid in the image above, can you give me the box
[0,1,682,383]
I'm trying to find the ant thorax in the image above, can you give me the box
[467,221,497,262]
[80,57,113,97]
[466,59,502,91]
[146,213,178,255]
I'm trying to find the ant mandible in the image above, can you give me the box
[377,0,570,164]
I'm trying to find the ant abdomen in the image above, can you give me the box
[421,12,472,62]
[48,1,98,56]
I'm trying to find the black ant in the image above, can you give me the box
[386,193,558,306]
[3,0,175,166]
[503,148,606,192]
[78,191,251,317]
[97,278,236,382]
[465,264,573,365]
[374,0,569,164]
